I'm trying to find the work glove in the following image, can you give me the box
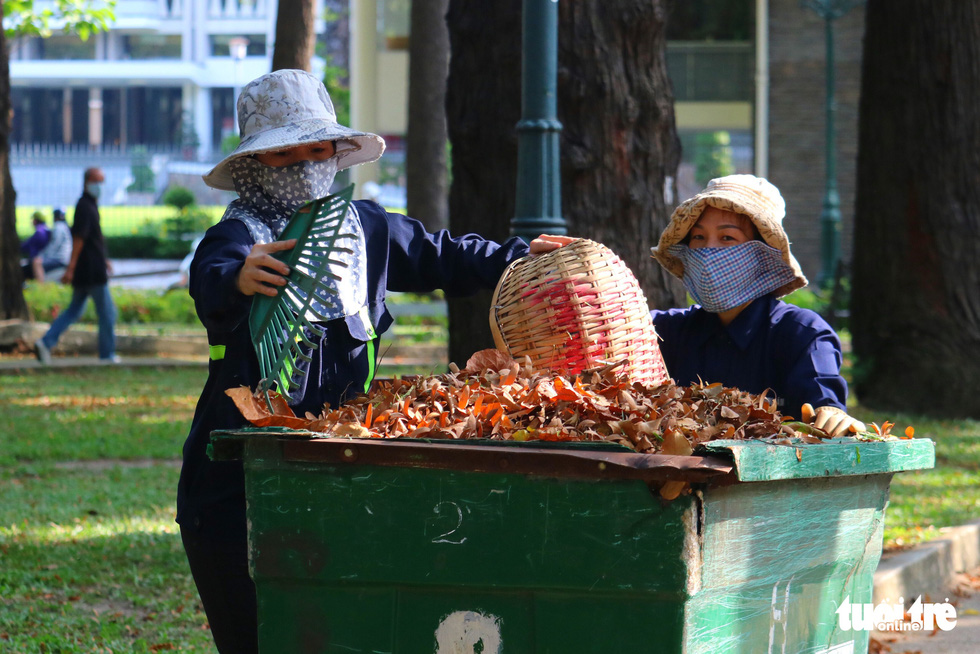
[801,403,867,438]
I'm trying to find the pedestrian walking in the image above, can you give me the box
[34,168,118,364]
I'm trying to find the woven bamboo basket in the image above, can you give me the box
[490,239,670,387]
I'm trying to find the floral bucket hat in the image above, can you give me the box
[204,69,385,191]
[651,174,808,297]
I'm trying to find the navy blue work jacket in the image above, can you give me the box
[176,200,529,536]
[650,295,848,419]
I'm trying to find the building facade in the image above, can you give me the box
[8,0,323,159]
[9,0,863,282]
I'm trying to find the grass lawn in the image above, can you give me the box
[1,360,976,650]
[0,367,214,652]
[16,205,226,239]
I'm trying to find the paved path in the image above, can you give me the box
[872,567,980,654]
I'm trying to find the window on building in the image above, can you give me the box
[666,0,756,196]
[211,34,267,57]
[10,88,66,144]
[125,87,183,146]
[122,34,182,59]
[667,42,754,103]
[103,89,123,146]
[379,0,410,50]
[667,0,753,40]
[70,90,89,145]
[35,34,96,60]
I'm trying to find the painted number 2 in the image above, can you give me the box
[431,501,468,545]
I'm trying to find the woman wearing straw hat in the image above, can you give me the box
[177,69,568,653]
[650,174,864,437]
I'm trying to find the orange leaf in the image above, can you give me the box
[904,425,915,439]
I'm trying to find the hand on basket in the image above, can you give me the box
[801,403,867,438]
[529,234,577,254]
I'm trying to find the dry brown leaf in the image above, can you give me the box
[463,349,519,375]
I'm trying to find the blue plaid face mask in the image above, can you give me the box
[668,241,798,313]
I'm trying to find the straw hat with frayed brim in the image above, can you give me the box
[203,69,385,191]
[651,174,807,297]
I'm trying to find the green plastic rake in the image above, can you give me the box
[249,184,356,408]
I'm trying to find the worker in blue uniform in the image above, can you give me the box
[177,69,568,653]
[650,174,864,436]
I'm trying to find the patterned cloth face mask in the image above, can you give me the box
[667,241,799,313]
[227,156,339,239]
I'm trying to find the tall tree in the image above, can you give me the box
[445,0,523,365]
[445,0,682,365]
[0,10,22,321]
[272,0,317,71]
[851,1,980,418]
[0,1,114,322]
[405,0,449,232]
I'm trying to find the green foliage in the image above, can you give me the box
[323,60,351,127]
[104,234,190,259]
[25,283,199,325]
[161,186,196,211]
[3,0,116,40]
[158,187,210,243]
[221,133,241,156]
[127,146,155,193]
[782,288,826,313]
[694,130,735,187]
[782,278,851,330]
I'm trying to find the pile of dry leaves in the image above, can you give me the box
[227,349,908,454]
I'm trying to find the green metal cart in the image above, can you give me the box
[210,432,933,653]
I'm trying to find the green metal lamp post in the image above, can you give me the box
[511,0,567,242]
[801,0,864,288]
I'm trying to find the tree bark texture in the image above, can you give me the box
[852,0,980,417]
[557,0,684,311]
[406,0,450,232]
[272,0,317,72]
[445,0,523,367]
[0,10,29,321]
[445,0,682,366]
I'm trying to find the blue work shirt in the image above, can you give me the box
[650,295,847,419]
[176,200,529,537]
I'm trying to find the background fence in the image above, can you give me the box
[11,143,231,230]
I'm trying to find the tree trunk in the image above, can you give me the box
[405,0,450,232]
[272,0,317,72]
[557,1,683,311]
[445,0,682,366]
[445,0,523,367]
[0,9,29,322]
[851,0,980,418]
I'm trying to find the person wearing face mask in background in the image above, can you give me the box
[34,167,117,365]
[649,174,863,437]
[178,69,571,654]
